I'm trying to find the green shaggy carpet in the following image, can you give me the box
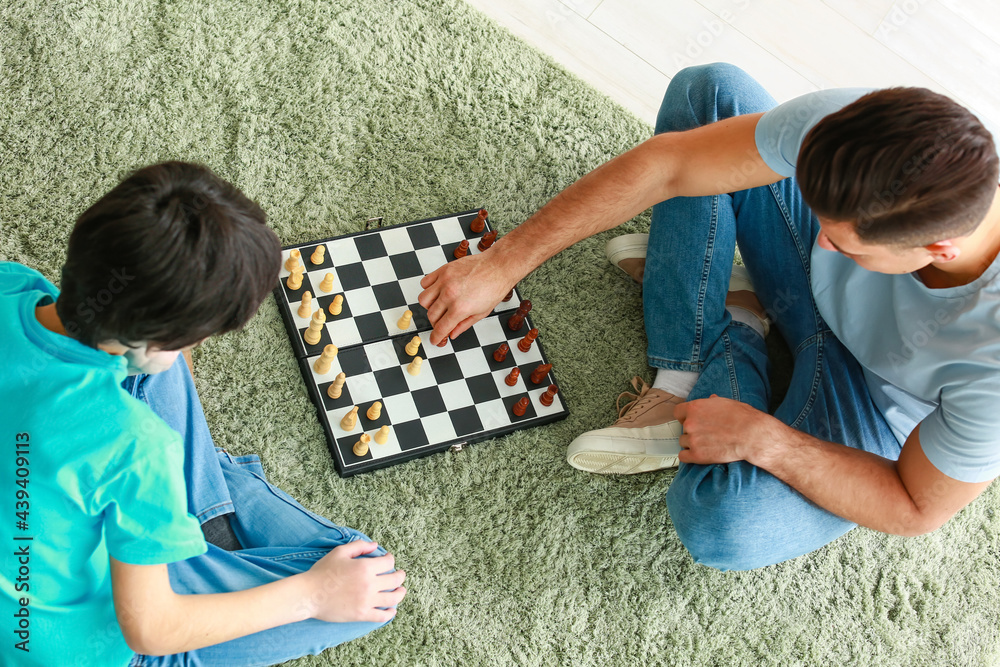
[3,1,999,665]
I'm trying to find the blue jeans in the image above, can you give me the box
[649,64,901,570]
[121,358,390,666]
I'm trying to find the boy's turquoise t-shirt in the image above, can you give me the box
[0,262,207,666]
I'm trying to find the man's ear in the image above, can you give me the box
[925,239,960,263]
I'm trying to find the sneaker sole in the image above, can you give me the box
[566,426,682,475]
[605,233,649,269]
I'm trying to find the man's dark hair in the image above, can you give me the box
[797,87,998,247]
[57,161,280,349]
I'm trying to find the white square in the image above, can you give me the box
[454,348,490,376]
[344,287,378,316]
[439,379,474,409]
[529,386,563,416]
[420,337,452,359]
[366,340,399,371]
[346,372,382,404]
[328,238,362,265]
[476,399,511,432]
[383,394,420,423]
[510,339,543,366]
[472,317,507,346]
[364,256,396,285]
[326,318,361,349]
[494,368,524,397]
[434,217,466,244]
[416,246,447,275]
[422,412,457,442]
[398,276,425,303]
[493,292,519,312]
[307,350,345,385]
[382,306,416,335]
[381,227,413,255]
[405,361,438,391]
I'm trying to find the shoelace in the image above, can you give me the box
[615,375,653,420]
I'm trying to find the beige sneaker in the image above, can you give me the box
[567,376,684,474]
[605,233,649,284]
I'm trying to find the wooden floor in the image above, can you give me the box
[463,0,999,138]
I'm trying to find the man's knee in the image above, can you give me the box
[665,461,852,571]
[657,62,772,134]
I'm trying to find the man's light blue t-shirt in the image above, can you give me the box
[754,90,1000,483]
[0,262,207,667]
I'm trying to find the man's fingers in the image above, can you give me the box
[450,314,482,340]
[419,267,441,290]
[378,586,408,608]
[378,569,407,590]
[673,402,689,422]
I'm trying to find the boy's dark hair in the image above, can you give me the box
[797,87,998,247]
[57,161,280,350]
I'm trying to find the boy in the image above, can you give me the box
[1,161,406,666]
[418,63,1000,570]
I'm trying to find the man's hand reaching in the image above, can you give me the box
[418,252,514,346]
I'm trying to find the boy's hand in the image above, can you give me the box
[419,253,514,346]
[303,540,406,624]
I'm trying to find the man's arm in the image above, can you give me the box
[675,397,994,535]
[110,540,405,656]
[418,112,783,345]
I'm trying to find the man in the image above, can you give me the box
[417,63,1000,570]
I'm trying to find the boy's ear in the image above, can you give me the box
[97,340,130,356]
[925,239,960,263]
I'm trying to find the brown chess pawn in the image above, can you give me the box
[518,328,539,352]
[529,363,552,385]
[493,342,510,363]
[512,396,530,417]
[470,208,487,233]
[505,367,520,386]
[453,239,469,259]
[539,384,558,407]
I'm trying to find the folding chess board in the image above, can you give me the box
[273,209,570,476]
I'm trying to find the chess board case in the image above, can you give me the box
[273,209,570,476]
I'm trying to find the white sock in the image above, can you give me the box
[652,368,699,400]
[727,306,766,338]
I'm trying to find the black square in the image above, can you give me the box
[503,313,531,340]
[389,252,423,279]
[300,244,335,271]
[450,405,484,437]
[337,434,372,464]
[409,303,431,331]
[372,282,408,310]
[442,241,468,262]
[316,293,352,320]
[466,373,501,402]
[450,328,481,352]
[457,211,488,238]
[299,325,332,357]
[337,263,370,291]
[430,354,464,385]
[392,336,424,364]
[503,393,537,422]
[412,386,447,417]
[374,366,410,397]
[394,419,430,451]
[337,347,371,376]
[282,274,316,303]
[319,381,354,411]
[355,313,389,340]
[355,234,388,260]
[407,223,439,249]
[358,400,391,431]
[519,362,552,387]
[484,344,517,372]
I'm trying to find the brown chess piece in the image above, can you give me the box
[512,396,530,417]
[505,368,520,386]
[453,239,469,259]
[518,328,539,353]
[539,384,558,407]
[470,209,487,234]
[529,363,552,385]
[477,229,498,251]
[493,342,510,363]
[507,299,532,331]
